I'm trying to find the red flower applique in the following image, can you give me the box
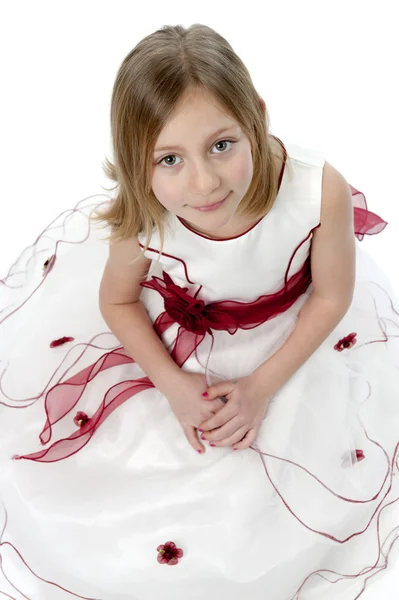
[73,412,90,427]
[141,271,219,335]
[157,541,184,565]
[355,449,365,461]
[50,336,75,348]
[42,255,56,276]
[341,448,365,468]
[334,332,357,352]
[161,278,208,335]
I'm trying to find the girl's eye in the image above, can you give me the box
[157,140,235,168]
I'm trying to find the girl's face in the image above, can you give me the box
[151,87,254,237]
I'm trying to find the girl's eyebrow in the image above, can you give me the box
[154,126,238,153]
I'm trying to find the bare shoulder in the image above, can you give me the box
[99,235,151,306]
[322,159,348,186]
[320,160,353,220]
[108,234,150,261]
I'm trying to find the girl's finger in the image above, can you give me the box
[232,428,257,451]
[187,425,206,453]
[210,425,249,448]
[201,415,243,442]
[203,398,229,413]
[198,405,237,433]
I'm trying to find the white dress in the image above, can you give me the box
[0,139,398,600]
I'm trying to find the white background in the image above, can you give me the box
[0,1,398,597]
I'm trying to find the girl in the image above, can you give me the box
[0,23,398,600]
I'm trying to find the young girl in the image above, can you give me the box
[0,23,398,600]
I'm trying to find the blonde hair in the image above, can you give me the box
[92,23,290,265]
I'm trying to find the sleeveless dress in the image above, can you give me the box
[0,139,398,600]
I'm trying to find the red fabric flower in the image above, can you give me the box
[73,411,90,427]
[157,541,184,565]
[341,448,365,468]
[165,293,209,335]
[147,272,212,335]
[50,336,75,348]
[355,449,365,461]
[334,332,357,351]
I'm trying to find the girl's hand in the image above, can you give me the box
[162,372,228,454]
[198,374,273,450]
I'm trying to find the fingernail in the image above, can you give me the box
[210,443,215,447]
[202,392,209,397]
[233,448,238,451]
[200,435,206,440]
[198,449,203,453]
[198,428,204,432]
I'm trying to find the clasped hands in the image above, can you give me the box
[198,373,273,450]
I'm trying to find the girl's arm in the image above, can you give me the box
[99,236,184,396]
[251,160,356,394]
